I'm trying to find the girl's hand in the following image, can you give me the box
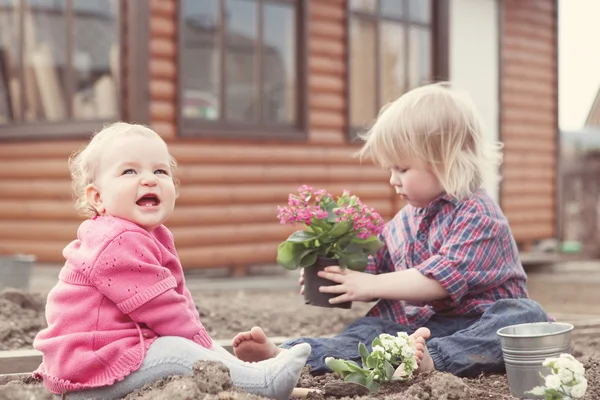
[317,266,377,304]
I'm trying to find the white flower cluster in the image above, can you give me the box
[528,354,587,399]
[371,332,418,379]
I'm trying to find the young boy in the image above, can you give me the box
[232,82,549,377]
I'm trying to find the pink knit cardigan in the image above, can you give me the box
[33,216,213,394]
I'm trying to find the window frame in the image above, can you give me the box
[177,0,309,140]
[0,0,128,141]
[345,0,449,140]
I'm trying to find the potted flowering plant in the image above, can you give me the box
[325,332,418,393]
[276,185,385,309]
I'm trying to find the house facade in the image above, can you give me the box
[0,0,558,272]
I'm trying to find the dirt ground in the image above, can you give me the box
[1,271,600,400]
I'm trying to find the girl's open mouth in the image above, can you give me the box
[136,194,161,207]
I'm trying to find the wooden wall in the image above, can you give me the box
[152,0,391,271]
[499,0,558,247]
[0,0,391,271]
[0,0,559,268]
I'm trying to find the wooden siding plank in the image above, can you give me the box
[177,182,391,206]
[310,20,345,41]
[150,80,176,102]
[0,160,69,180]
[503,152,556,166]
[0,180,391,204]
[150,37,176,59]
[150,59,176,80]
[0,221,78,242]
[501,137,556,152]
[501,195,555,211]
[169,200,393,226]
[150,101,175,122]
[309,55,346,75]
[310,2,345,21]
[502,167,556,181]
[310,111,344,130]
[310,93,346,112]
[149,0,176,17]
[309,75,345,94]
[176,164,387,184]
[0,142,369,165]
[150,16,176,37]
[151,121,176,138]
[307,129,346,144]
[310,39,345,59]
[0,200,79,221]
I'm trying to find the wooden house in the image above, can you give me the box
[0,0,558,273]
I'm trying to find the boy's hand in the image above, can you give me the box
[317,266,377,304]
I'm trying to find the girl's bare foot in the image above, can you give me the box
[233,326,283,362]
[394,327,435,377]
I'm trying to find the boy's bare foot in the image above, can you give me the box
[412,327,435,373]
[394,327,434,377]
[233,326,283,362]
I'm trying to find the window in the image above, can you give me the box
[179,0,305,137]
[0,0,121,137]
[349,0,443,133]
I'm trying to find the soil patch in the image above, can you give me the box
[0,289,46,351]
[1,288,600,399]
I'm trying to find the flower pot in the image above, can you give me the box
[0,254,35,292]
[303,257,352,309]
[497,322,574,399]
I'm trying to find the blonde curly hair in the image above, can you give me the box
[356,82,503,200]
[68,122,178,218]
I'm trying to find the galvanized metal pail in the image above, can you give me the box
[0,254,36,291]
[497,322,574,399]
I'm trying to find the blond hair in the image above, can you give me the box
[68,122,178,217]
[356,82,503,199]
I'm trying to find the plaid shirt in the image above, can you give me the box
[365,190,529,329]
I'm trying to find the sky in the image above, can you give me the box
[559,0,600,131]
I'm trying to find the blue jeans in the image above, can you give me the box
[280,298,549,377]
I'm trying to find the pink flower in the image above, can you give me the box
[277,186,385,238]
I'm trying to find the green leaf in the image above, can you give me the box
[359,343,369,366]
[383,359,395,380]
[368,381,380,394]
[325,358,354,377]
[372,338,382,348]
[287,230,319,243]
[298,250,318,268]
[365,354,377,369]
[328,220,352,238]
[354,236,385,253]
[276,241,306,270]
[344,372,369,387]
[338,251,369,271]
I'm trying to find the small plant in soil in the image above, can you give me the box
[325,332,418,394]
[527,353,588,399]
[276,185,385,271]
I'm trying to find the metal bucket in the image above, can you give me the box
[0,254,36,291]
[497,322,574,399]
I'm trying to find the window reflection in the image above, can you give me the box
[350,0,434,132]
[181,0,220,120]
[225,0,257,122]
[263,2,295,124]
[350,18,376,128]
[181,0,299,127]
[380,22,405,106]
[0,0,120,124]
